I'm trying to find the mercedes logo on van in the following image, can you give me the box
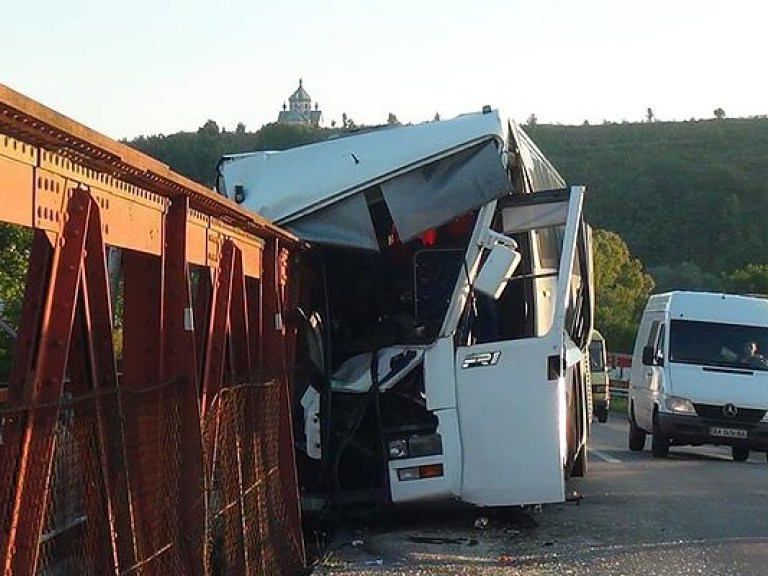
[722,403,738,418]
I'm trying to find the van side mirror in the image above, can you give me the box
[642,345,663,367]
[642,345,655,366]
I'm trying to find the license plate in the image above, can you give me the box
[709,426,748,439]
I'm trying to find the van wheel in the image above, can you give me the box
[732,446,749,462]
[628,419,646,452]
[651,423,669,458]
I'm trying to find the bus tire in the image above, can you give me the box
[572,444,588,477]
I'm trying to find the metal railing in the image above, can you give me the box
[0,83,305,576]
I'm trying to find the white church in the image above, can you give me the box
[277,79,323,128]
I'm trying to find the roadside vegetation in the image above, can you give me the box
[0,225,30,379]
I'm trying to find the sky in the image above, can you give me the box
[2,0,766,140]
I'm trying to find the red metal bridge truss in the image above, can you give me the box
[0,84,305,575]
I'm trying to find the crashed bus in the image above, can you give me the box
[216,108,594,510]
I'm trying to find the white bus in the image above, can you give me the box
[217,109,594,509]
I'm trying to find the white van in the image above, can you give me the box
[627,291,768,462]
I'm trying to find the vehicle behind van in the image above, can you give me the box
[627,291,768,462]
[589,329,610,422]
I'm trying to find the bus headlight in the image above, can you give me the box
[665,396,695,414]
[388,439,408,459]
[388,434,443,460]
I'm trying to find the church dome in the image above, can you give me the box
[289,79,311,103]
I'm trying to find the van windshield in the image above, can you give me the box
[669,319,768,371]
[589,341,605,371]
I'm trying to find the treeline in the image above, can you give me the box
[128,121,337,188]
[526,118,768,291]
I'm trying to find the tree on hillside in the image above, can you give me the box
[723,264,768,295]
[526,113,538,126]
[645,108,655,123]
[387,113,400,125]
[714,108,726,120]
[342,113,357,129]
[198,120,220,136]
[593,229,655,352]
[648,262,721,294]
[235,122,246,134]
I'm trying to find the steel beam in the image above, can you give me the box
[262,239,305,567]
[163,197,206,576]
[1,188,91,574]
[200,241,236,421]
[0,231,51,568]
[64,196,137,572]
[120,249,166,571]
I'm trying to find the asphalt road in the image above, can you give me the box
[311,412,768,575]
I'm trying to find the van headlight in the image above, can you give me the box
[665,396,696,414]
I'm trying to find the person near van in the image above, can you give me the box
[741,341,768,369]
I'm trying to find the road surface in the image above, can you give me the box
[311,412,768,575]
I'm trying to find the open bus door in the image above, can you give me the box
[453,186,592,506]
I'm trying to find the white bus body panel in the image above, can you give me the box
[455,337,566,506]
[388,408,463,503]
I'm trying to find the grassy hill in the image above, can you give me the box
[527,118,768,288]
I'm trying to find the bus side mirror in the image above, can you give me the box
[474,239,521,300]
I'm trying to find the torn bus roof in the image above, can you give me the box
[217,108,564,250]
